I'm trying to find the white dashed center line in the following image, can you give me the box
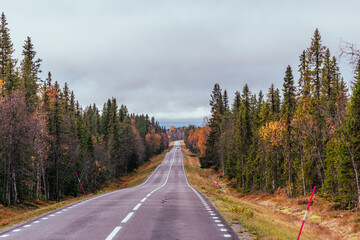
[133,203,142,211]
[121,212,134,223]
[105,226,121,240]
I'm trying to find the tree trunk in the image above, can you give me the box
[11,170,17,204]
[300,145,306,197]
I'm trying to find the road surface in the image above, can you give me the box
[0,141,239,239]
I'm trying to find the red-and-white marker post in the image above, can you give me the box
[120,173,125,186]
[213,169,222,194]
[297,186,316,240]
[75,171,86,197]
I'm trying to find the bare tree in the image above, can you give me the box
[339,40,360,67]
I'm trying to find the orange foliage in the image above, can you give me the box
[131,118,138,135]
[198,126,210,157]
[145,132,152,146]
[0,79,3,94]
[187,124,210,157]
[38,85,59,107]
[259,121,285,146]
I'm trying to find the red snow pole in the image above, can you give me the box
[120,173,125,186]
[75,171,86,197]
[297,186,316,240]
[213,169,222,194]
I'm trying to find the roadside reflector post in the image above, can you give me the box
[120,173,125,186]
[297,186,316,240]
[213,169,222,194]
[75,170,86,197]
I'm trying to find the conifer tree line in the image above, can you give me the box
[185,29,360,210]
[0,13,168,205]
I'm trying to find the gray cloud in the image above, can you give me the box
[3,0,360,121]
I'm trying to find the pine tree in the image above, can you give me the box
[0,12,14,77]
[267,84,281,119]
[20,37,42,106]
[3,59,19,95]
[223,89,229,112]
[298,50,311,97]
[201,84,223,168]
[309,29,326,102]
[342,60,360,209]
[282,65,297,196]
[309,29,327,187]
[210,83,222,113]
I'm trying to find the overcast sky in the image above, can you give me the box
[2,0,360,122]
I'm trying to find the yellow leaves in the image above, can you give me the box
[169,126,176,132]
[154,134,161,153]
[259,120,285,146]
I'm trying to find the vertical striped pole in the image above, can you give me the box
[120,173,125,187]
[213,169,222,194]
[75,171,86,196]
[297,186,316,240]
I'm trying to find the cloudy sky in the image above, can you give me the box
[2,0,360,123]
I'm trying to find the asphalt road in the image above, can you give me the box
[0,141,239,240]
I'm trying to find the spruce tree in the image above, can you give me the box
[201,83,223,168]
[20,37,42,106]
[3,59,19,95]
[298,50,311,97]
[282,65,297,196]
[0,12,14,77]
[343,60,360,209]
[223,89,229,112]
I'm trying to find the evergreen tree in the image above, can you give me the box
[3,59,19,95]
[282,65,297,196]
[342,60,360,209]
[298,50,311,97]
[0,12,14,77]
[223,89,229,112]
[20,37,42,106]
[201,83,223,168]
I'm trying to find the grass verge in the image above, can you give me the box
[0,144,172,230]
[181,142,356,240]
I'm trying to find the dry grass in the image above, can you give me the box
[0,145,171,230]
[181,142,358,240]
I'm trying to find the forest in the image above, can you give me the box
[185,29,360,210]
[0,13,168,205]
